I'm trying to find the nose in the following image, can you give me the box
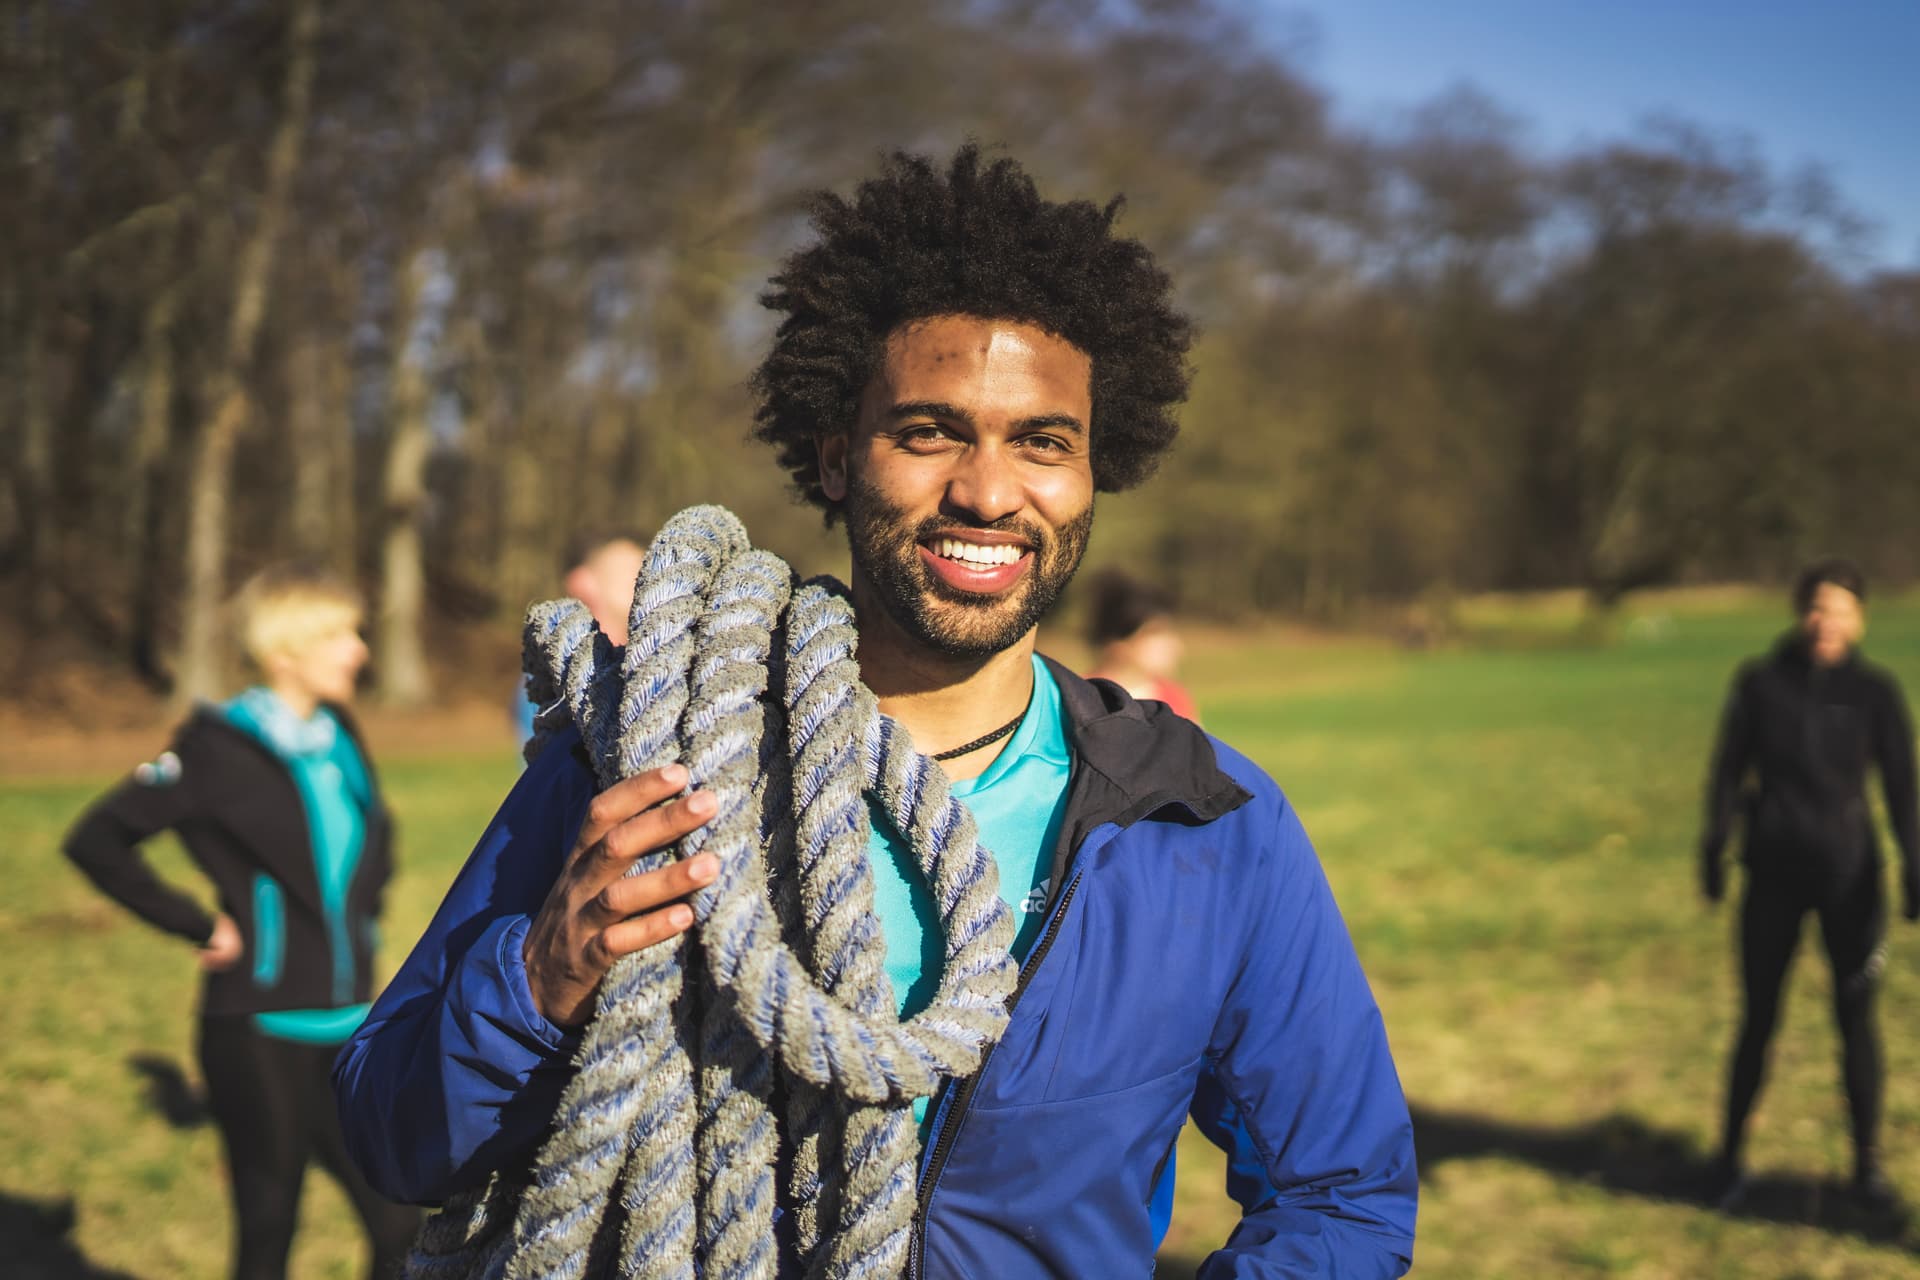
[943,441,1023,525]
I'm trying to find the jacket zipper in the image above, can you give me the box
[909,869,1084,1278]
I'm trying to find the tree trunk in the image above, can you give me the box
[127,288,177,684]
[6,0,58,648]
[375,250,435,706]
[287,334,337,560]
[497,427,554,619]
[324,341,358,577]
[176,390,248,699]
[15,321,57,634]
[172,0,321,705]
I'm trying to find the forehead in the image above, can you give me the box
[867,315,1092,418]
[1809,582,1862,611]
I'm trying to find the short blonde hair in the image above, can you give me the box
[235,564,364,669]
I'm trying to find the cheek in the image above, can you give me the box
[331,640,368,678]
[857,446,942,509]
[1030,465,1093,529]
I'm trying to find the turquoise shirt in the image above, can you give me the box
[867,654,1072,1128]
[222,688,374,1044]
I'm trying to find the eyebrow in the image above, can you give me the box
[887,400,1087,436]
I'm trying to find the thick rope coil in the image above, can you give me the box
[408,506,1020,1280]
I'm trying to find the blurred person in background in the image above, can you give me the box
[561,533,648,647]
[514,533,648,744]
[1701,557,1920,1212]
[64,565,419,1280]
[1085,567,1199,722]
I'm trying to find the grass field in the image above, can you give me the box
[6,588,1920,1278]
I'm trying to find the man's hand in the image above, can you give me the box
[199,912,244,972]
[523,764,720,1028]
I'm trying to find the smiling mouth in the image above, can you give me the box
[916,535,1035,595]
[924,535,1031,567]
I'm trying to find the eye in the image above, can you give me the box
[897,424,956,450]
[1018,433,1071,454]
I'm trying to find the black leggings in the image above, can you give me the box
[198,1016,421,1280]
[1721,869,1888,1174]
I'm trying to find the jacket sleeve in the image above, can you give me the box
[1873,673,1920,899]
[62,735,218,946]
[332,732,597,1204]
[1190,800,1417,1278]
[1701,666,1756,876]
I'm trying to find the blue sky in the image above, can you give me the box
[1269,0,1919,270]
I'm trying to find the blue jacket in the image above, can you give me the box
[333,660,1416,1276]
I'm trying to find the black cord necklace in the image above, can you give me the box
[929,709,1026,761]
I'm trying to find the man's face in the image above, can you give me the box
[819,315,1096,659]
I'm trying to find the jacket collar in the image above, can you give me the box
[185,701,380,802]
[1040,655,1252,871]
[1770,629,1861,676]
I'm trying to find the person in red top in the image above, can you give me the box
[1084,568,1199,722]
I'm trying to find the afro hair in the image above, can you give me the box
[751,144,1193,517]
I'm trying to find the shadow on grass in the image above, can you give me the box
[1411,1103,1916,1247]
[126,1053,209,1129]
[1155,1103,1915,1276]
[0,1192,145,1280]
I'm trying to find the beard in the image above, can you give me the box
[843,473,1093,660]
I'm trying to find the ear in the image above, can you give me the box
[816,432,850,503]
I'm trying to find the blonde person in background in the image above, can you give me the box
[64,565,419,1280]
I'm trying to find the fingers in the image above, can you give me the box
[573,764,693,857]
[575,788,718,900]
[594,902,698,963]
[593,851,720,923]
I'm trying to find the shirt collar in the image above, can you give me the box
[952,653,1070,796]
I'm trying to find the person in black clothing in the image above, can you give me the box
[1701,558,1920,1210]
[64,566,419,1280]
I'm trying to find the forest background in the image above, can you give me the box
[11,4,1920,1277]
[7,0,1919,711]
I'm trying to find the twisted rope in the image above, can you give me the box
[407,506,1020,1280]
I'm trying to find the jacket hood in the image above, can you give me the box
[1041,655,1252,867]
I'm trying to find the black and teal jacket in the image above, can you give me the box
[64,706,395,1019]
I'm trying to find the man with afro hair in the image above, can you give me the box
[336,144,1417,1277]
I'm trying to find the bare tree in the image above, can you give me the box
[174,0,322,704]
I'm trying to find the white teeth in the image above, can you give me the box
[934,539,1023,565]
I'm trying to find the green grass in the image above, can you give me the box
[6,590,1920,1277]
